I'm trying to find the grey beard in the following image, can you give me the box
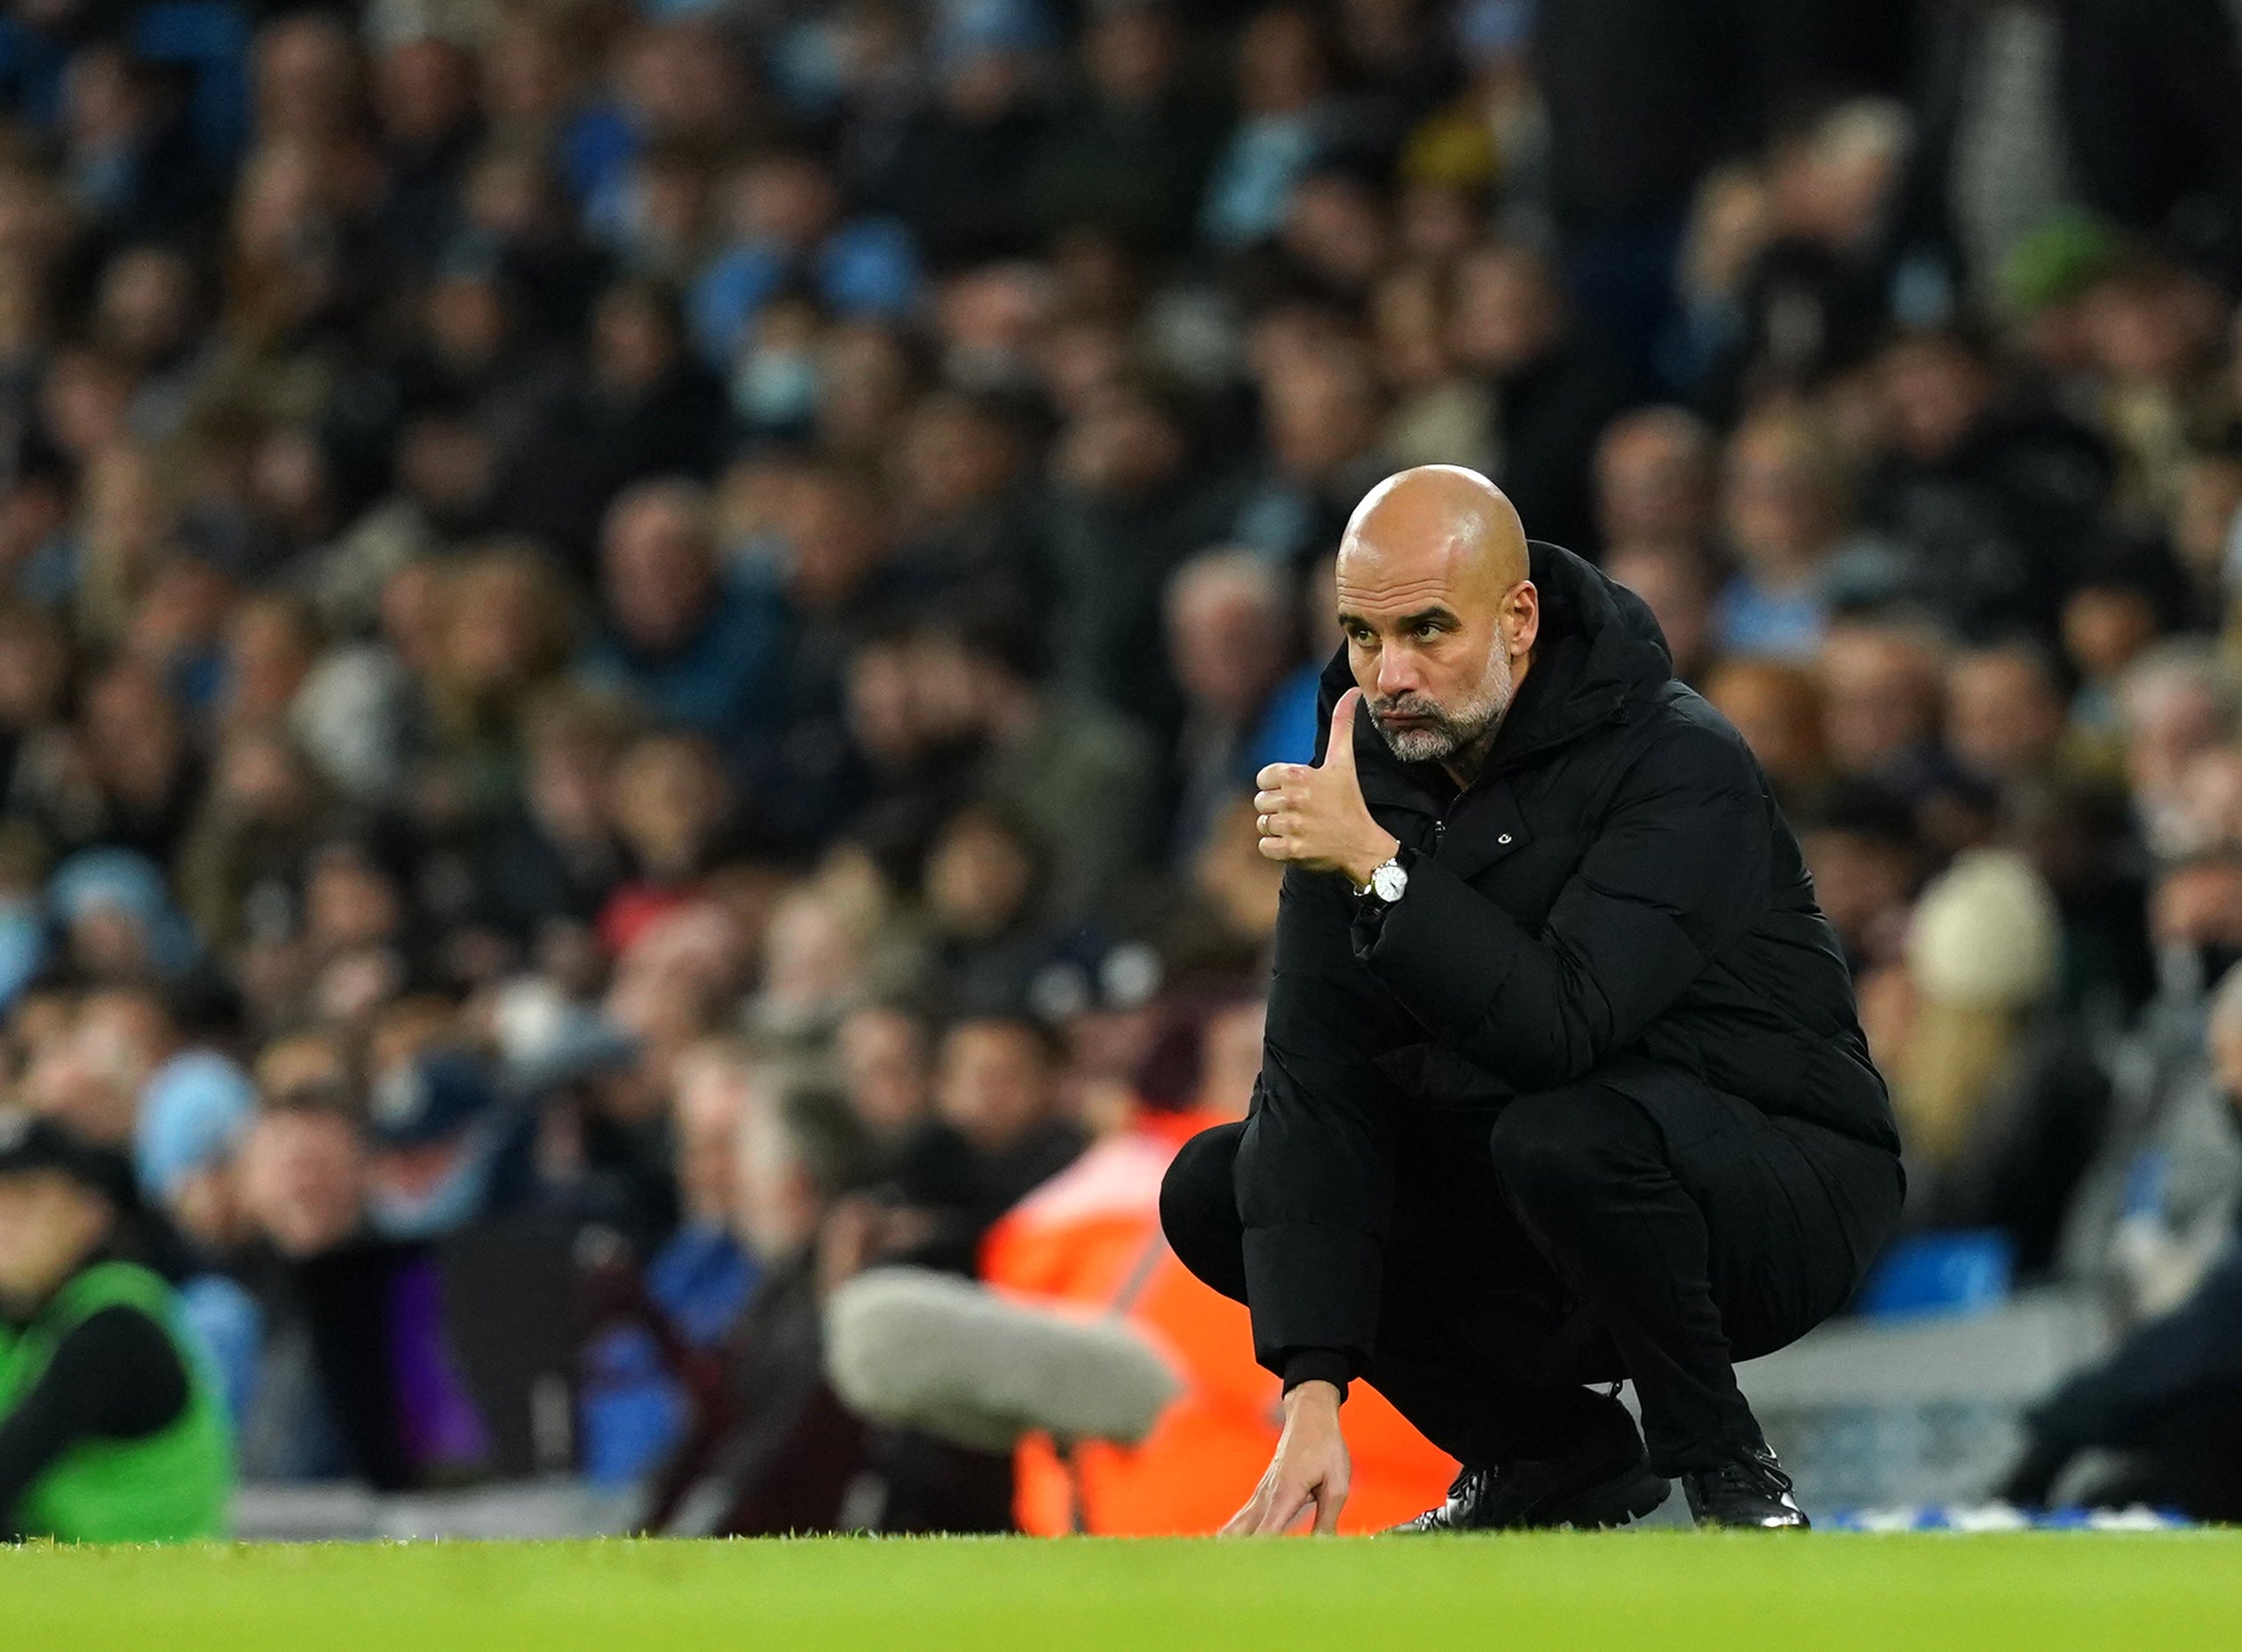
[1374,653,1515,767]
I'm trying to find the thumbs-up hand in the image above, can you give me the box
[1253,689,1401,889]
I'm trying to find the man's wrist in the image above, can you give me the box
[1343,832,1402,892]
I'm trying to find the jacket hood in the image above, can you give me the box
[1315,540,1675,777]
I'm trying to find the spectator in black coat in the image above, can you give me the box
[869,20,1052,265]
[371,36,484,289]
[1025,0,1224,256]
[1447,241,1638,556]
[637,1068,1013,1536]
[470,692,629,946]
[890,1014,1086,1277]
[500,282,728,575]
[59,47,218,250]
[1860,324,2112,641]
[1042,375,1246,735]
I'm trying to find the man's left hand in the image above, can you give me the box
[1254,689,1399,889]
[1222,1379,1351,1536]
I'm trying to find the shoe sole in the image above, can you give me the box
[1688,1508,1811,1531]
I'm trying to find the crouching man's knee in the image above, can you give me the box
[1160,1121,1249,1304]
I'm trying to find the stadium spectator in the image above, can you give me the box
[580,479,781,750]
[637,1061,1010,1535]
[2000,962,2242,1522]
[1713,404,1885,661]
[1026,0,1221,256]
[888,1013,1086,1277]
[1592,406,1719,564]
[0,1111,232,1542]
[917,605,1160,922]
[836,1003,934,1161]
[1445,239,1634,552]
[1163,549,1298,862]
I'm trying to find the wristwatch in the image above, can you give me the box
[1354,851,1409,905]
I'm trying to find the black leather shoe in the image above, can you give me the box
[1391,1443,1670,1533]
[1682,1445,1810,1529]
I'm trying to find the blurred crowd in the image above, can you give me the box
[3,0,2242,1532]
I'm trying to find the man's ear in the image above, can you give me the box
[1506,580,1540,657]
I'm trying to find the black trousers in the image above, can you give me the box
[1161,1079,1904,1475]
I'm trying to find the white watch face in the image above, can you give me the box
[1371,862,1408,903]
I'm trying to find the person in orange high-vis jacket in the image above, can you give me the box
[978,1000,1454,1535]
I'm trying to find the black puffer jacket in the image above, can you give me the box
[1240,541,1897,1379]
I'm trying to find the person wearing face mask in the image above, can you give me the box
[727,291,825,440]
[0,1111,233,1542]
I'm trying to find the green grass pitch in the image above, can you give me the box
[4,1531,2238,1651]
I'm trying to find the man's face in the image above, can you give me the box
[1056,391,1182,497]
[239,1110,366,1258]
[604,498,714,650]
[2123,679,2225,804]
[611,736,726,872]
[925,814,1033,941]
[1596,417,1712,550]
[935,1022,1052,1152]
[779,477,884,610]
[838,1008,929,1137]
[1947,653,2064,781]
[1337,534,1533,765]
[671,1053,751,1226]
[729,1106,816,1263]
[1086,7,1174,105]
[1723,422,1834,572]
[376,38,472,147]
[902,400,1018,518]
[96,248,195,364]
[1819,630,1941,773]
[1448,248,1560,376]
[1882,337,1992,462]
[1264,355,1381,481]
[0,1170,107,1308]
[1169,580,1289,721]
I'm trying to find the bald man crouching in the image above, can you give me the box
[1160,466,1903,1532]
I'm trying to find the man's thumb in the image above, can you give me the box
[1325,689,1362,771]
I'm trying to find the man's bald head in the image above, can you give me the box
[1334,466,1540,774]
[1339,464,1529,601]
